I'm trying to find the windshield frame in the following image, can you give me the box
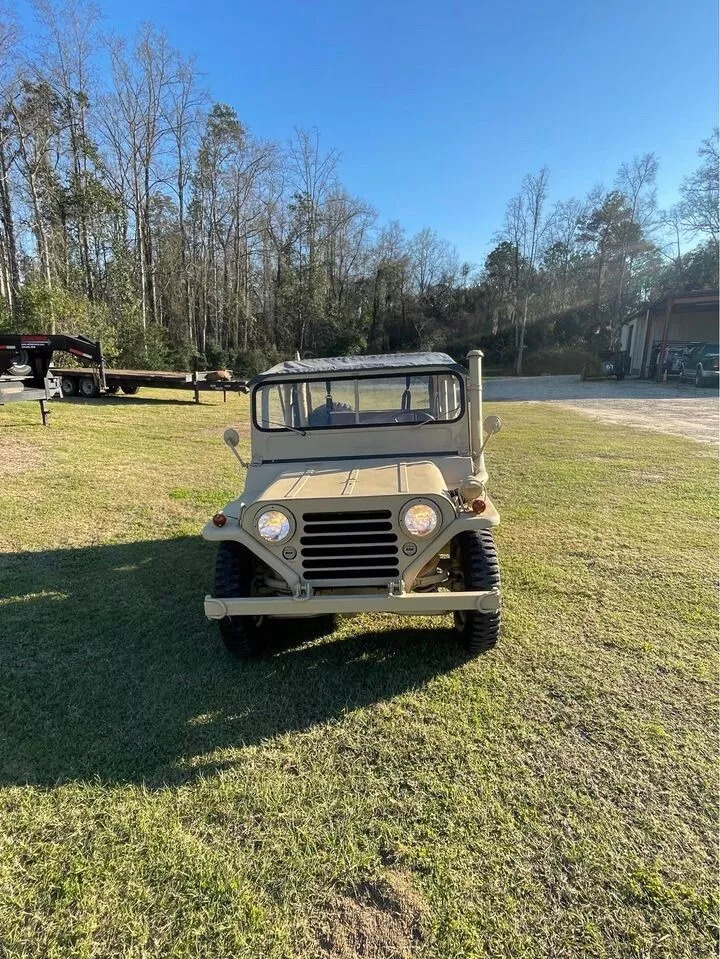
[252,369,466,433]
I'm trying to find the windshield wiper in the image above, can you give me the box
[265,420,307,435]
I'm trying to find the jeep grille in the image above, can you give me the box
[300,510,399,583]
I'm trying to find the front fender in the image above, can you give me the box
[402,497,499,589]
[202,520,300,588]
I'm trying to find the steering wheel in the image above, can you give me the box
[393,411,436,424]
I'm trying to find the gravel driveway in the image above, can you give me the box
[484,375,718,445]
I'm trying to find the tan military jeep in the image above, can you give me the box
[203,350,502,657]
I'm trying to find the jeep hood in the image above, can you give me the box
[253,460,449,502]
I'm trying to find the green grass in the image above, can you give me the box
[0,390,717,958]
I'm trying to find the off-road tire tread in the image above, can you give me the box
[213,541,261,658]
[455,529,501,654]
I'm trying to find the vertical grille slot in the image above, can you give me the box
[300,510,399,582]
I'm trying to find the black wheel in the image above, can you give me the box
[450,530,501,654]
[695,367,705,388]
[106,385,120,395]
[78,377,99,398]
[121,384,139,395]
[60,376,78,397]
[580,367,587,382]
[213,541,268,658]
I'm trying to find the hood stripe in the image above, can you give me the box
[341,469,359,496]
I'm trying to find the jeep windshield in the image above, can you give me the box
[254,372,464,431]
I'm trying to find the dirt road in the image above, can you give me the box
[484,375,718,445]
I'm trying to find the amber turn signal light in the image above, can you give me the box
[471,498,487,514]
[212,513,227,527]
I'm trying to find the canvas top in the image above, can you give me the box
[248,352,465,386]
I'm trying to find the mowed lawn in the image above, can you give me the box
[0,389,717,959]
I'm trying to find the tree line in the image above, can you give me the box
[1,1,717,374]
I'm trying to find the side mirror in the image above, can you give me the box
[223,427,247,468]
[224,427,240,448]
[478,414,502,458]
[483,415,502,436]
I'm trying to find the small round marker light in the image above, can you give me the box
[212,512,227,527]
[471,498,487,514]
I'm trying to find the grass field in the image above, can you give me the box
[0,390,717,958]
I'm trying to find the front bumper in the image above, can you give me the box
[204,587,501,620]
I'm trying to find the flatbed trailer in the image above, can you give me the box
[53,365,246,402]
[0,333,246,413]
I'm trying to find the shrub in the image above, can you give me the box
[521,346,596,375]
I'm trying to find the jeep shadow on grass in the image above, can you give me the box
[0,536,467,788]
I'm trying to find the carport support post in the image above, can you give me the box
[192,371,200,404]
[656,296,673,382]
[467,349,484,474]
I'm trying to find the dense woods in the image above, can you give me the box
[1,2,718,374]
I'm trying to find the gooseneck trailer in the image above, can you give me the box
[0,334,63,424]
[0,333,246,419]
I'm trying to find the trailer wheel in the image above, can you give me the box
[106,385,120,395]
[78,377,99,398]
[60,376,78,397]
[121,384,139,395]
[213,542,267,658]
[450,530,501,655]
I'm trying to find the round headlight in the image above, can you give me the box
[402,502,439,538]
[257,509,291,543]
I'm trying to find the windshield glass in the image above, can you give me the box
[254,372,464,431]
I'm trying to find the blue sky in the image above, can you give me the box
[17,0,719,265]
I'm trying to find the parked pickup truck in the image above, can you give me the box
[679,343,719,388]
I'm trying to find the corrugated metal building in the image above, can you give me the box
[621,291,719,377]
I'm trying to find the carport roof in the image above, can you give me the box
[624,291,719,324]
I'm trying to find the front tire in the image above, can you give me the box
[213,541,267,658]
[695,367,706,388]
[451,530,501,654]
